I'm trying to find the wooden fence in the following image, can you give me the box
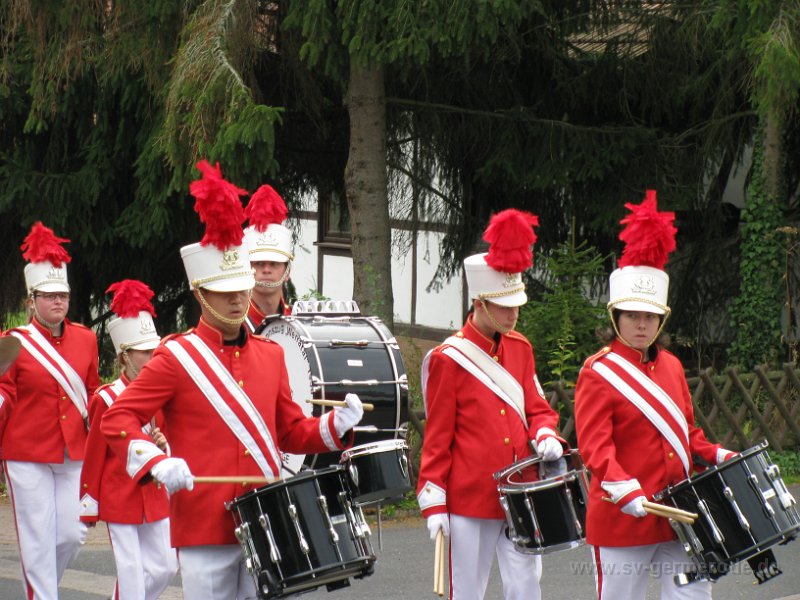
[405,363,800,483]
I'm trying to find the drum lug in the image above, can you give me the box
[235,522,262,574]
[288,503,310,554]
[330,339,370,347]
[523,496,544,547]
[398,373,408,391]
[310,376,322,393]
[348,463,360,487]
[257,514,282,564]
[697,499,726,545]
[723,486,752,530]
[499,495,528,546]
[747,473,777,518]
[765,464,798,511]
[399,452,409,481]
[562,484,583,537]
[669,518,704,558]
[317,495,340,544]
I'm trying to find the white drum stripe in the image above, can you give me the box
[592,362,690,474]
[605,353,688,437]
[165,340,276,479]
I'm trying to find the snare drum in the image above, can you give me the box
[494,450,589,554]
[341,439,412,506]
[654,441,800,582]
[261,312,408,472]
[228,466,375,599]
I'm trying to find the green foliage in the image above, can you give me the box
[728,139,784,368]
[770,450,800,483]
[517,232,609,387]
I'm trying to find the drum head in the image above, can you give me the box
[261,318,314,476]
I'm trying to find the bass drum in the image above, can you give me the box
[261,309,408,475]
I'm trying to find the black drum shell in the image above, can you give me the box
[341,440,412,506]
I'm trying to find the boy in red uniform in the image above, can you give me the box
[574,191,735,599]
[80,279,178,599]
[0,222,100,599]
[417,209,567,600]
[100,161,364,600]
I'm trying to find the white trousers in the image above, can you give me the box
[108,519,178,600]
[178,544,257,600]
[3,458,83,600]
[449,514,542,600]
[593,542,713,600]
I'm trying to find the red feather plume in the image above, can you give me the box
[20,222,71,267]
[189,160,249,249]
[107,280,156,318]
[618,189,677,269]
[483,209,539,273]
[245,184,288,232]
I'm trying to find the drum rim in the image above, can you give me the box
[655,440,769,499]
[341,438,409,460]
[498,470,580,493]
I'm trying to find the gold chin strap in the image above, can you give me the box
[196,288,251,326]
[120,350,139,380]
[255,264,291,289]
[30,294,64,330]
[478,299,514,335]
[608,305,671,350]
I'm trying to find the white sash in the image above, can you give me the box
[98,378,152,435]
[438,336,528,428]
[10,324,88,421]
[592,351,690,474]
[165,335,281,479]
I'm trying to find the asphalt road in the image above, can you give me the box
[2,496,800,599]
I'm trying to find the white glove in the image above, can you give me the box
[536,436,563,462]
[333,393,364,436]
[426,513,450,540]
[150,457,194,494]
[621,495,647,518]
[540,456,568,480]
[78,522,89,545]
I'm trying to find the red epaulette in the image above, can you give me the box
[158,329,193,346]
[584,346,612,368]
[504,329,532,347]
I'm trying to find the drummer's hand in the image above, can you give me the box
[333,393,364,436]
[150,457,194,494]
[150,427,168,452]
[536,436,563,462]
[540,456,568,479]
[426,513,450,540]
[621,495,647,518]
[718,448,737,463]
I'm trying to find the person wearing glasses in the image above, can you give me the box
[0,222,100,599]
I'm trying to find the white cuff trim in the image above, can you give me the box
[417,481,447,512]
[717,448,732,464]
[320,412,338,451]
[80,493,99,517]
[601,478,642,504]
[535,427,557,442]
[126,439,166,479]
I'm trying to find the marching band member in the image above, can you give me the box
[80,279,177,599]
[0,222,100,599]
[417,209,567,600]
[574,191,735,600]
[243,183,294,332]
[100,160,364,600]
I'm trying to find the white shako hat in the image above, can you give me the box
[21,222,71,294]
[607,189,676,316]
[180,160,255,293]
[464,209,539,308]
[106,280,161,353]
[243,184,294,263]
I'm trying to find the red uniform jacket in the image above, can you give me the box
[417,316,563,520]
[100,318,352,548]
[245,298,290,334]
[0,319,100,462]
[80,375,170,525]
[574,340,723,547]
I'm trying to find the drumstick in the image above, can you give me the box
[642,500,698,520]
[433,529,441,595]
[438,535,446,597]
[643,505,695,524]
[193,476,276,485]
[306,399,375,412]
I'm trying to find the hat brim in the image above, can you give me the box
[123,339,161,352]
[0,337,21,376]
[197,273,255,293]
[479,290,527,308]
[249,249,291,263]
[32,282,70,294]
[610,299,667,315]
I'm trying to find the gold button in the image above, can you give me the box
[500,409,506,416]
[235,351,240,358]
[83,483,88,489]
[650,365,655,371]
[456,332,464,338]
[493,356,499,362]
[244,449,250,456]
[504,437,510,445]
[61,396,67,401]
[668,452,674,459]
[120,431,127,438]
[242,482,248,487]
[219,348,224,353]
[238,380,244,388]
[61,415,67,420]
[135,449,143,455]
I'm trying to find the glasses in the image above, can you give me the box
[35,292,70,302]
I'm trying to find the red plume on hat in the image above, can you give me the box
[20,222,72,267]
[189,160,249,249]
[483,209,539,273]
[618,189,677,270]
[245,184,288,232]
[106,280,156,318]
